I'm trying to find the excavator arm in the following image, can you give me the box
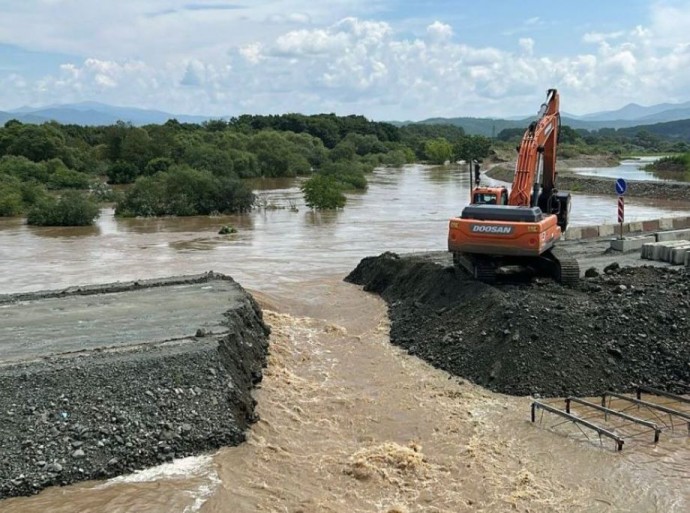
[509,88,560,208]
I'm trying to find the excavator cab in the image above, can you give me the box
[472,187,508,206]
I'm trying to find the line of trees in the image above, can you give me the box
[0,114,493,221]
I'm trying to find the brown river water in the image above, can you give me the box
[1,164,689,512]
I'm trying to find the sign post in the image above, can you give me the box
[615,178,627,239]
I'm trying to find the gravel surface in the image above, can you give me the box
[0,274,270,499]
[346,252,689,398]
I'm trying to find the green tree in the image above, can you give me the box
[107,161,140,184]
[424,138,454,164]
[301,175,346,209]
[453,135,492,162]
[27,191,100,226]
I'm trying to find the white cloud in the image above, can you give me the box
[3,2,690,117]
[426,21,453,42]
[519,38,534,55]
[582,31,625,44]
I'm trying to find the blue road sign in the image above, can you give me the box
[615,178,627,196]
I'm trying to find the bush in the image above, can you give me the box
[27,191,100,226]
[107,161,140,184]
[319,162,369,190]
[48,167,91,189]
[0,189,22,216]
[301,175,346,210]
[115,165,255,217]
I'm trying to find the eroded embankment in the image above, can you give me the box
[486,164,690,201]
[346,253,689,397]
[0,273,270,499]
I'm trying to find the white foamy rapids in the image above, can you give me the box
[99,455,216,485]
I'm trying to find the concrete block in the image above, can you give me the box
[610,235,656,252]
[651,243,668,260]
[673,217,690,229]
[598,224,615,237]
[628,221,644,233]
[655,228,690,242]
[659,218,675,230]
[641,242,664,260]
[564,227,582,240]
[642,220,661,232]
[580,226,599,239]
[670,246,690,265]
[660,241,690,262]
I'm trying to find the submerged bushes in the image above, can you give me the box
[115,165,255,217]
[301,175,346,210]
[27,191,100,226]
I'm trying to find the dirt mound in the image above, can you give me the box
[346,253,689,397]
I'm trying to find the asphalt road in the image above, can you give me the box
[0,280,243,363]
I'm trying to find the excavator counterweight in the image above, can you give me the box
[448,89,579,285]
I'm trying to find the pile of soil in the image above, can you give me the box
[346,252,689,397]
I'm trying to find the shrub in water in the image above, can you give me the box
[27,191,100,226]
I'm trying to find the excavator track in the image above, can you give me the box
[548,247,580,286]
[453,252,497,284]
[474,260,497,284]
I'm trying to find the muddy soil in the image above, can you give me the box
[346,252,689,397]
[0,274,270,499]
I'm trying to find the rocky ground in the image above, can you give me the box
[346,252,689,398]
[0,274,270,499]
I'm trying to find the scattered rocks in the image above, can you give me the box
[0,276,270,499]
[346,252,689,397]
[584,267,599,278]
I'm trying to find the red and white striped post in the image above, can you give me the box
[615,178,627,240]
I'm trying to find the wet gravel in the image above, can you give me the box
[346,252,689,397]
[0,277,270,499]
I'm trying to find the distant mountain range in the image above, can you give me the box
[0,102,210,126]
[413,100,690,136]
[2,100,690,136]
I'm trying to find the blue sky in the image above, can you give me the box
[0,0,689,119]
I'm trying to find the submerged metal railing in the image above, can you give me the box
[531,385,689,451]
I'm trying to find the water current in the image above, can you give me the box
[1,164,689,512]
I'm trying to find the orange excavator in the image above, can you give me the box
[448,88,579,285]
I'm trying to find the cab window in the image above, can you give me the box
[473,193,497,205]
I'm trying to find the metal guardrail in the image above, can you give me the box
[603,391,690,433]
[636,385,690,405]
[531,401,625,451]
[566,397,661,443]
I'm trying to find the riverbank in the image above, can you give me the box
[0,273,270,499]
[485,157,690,201]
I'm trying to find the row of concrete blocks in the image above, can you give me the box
[609,228,690,254]
[641,239,690,266]
[563,216,690,241]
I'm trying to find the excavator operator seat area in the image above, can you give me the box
[473,193,497,205]
[460,205,545,223]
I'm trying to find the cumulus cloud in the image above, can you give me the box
[3,1,690,117]
[426,21,453,42]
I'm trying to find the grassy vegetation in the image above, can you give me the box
[644,153,690,181]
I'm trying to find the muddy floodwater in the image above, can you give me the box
[1,165,689,512]
[2,164,690,294]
